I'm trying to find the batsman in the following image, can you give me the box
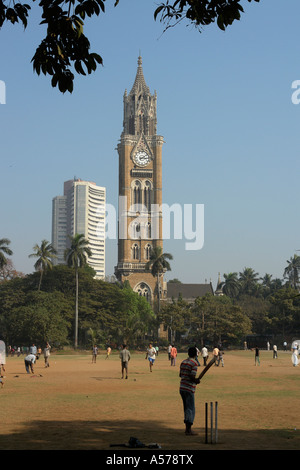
[179,346,215,436]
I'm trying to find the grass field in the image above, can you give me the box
[1,348,300,451]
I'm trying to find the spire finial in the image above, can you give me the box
[129,55,149,96]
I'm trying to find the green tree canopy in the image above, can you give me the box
[191,293,251,346]
[29,239,57,291]
[0,265,156,347]
[239,267,260,296]
[220,272,240,298]
[0,238,13,269]
[269,287,300,338]
[7,291,71,346]
[283,255,300,290]
[146,245,173,312]
[65,233,92,348]
[159,298,189,344]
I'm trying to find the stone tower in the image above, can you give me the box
[115,56,164,304]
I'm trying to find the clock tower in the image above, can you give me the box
[115,56,164,305]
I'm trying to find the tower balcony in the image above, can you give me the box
[115,262,147,272]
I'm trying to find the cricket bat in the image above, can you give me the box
[197,356,216,381]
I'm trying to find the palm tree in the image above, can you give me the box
[270,278,283,293]
[29,239,57,290]
[239,267,259,296]
[260,273,273,288]
[0,238,13,268]
[64,234,92,348]
[220,272,240,298]
[145,245,173,312]
[284,254,300,290]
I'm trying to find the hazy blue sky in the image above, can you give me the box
[1,0,300,288]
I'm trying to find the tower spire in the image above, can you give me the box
[123,56,157,136]
[215,273,224,296]
[129,55,150,96]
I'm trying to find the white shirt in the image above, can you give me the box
[147,347,156,358]
[201,347,208,357]
[25,354,36,363]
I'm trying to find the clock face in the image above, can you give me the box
[133,151,150,167]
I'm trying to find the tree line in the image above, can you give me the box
[0,236,161,349]
[160,261,300,348]
[0,234,172,348]
[1,237,300,349]
[0,263,156,349]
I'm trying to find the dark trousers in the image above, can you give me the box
[25,360,34,374]
[180,390,195,425]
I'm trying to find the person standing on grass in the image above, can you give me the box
[179,347,200,436]
[106,346,111,359]
[119,344,131,379]
[30,344,37,356]
[213,346,220,366]
[92,344,98,363]
[170,344,178,366]
[201,345,208,366]
[254,346,260,366]
[146,343,156,372]
[43,342,51,368]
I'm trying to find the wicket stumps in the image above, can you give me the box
[205,401,218,444]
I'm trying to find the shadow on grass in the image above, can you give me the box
[0,419,299,451]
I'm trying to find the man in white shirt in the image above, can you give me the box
[201,345,208,366]
[24,353,36,374]
[146,343,156,372]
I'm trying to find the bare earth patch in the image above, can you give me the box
[1,350,299,451]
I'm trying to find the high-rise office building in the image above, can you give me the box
[52,179,106,279]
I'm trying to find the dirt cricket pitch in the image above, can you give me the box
[0,349,299,450]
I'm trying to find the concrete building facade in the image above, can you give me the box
[52,179,106,279]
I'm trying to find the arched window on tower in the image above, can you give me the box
[135,282,151,301]
[144,180,152,212]
[145,243,152,260]
[145,222,151,239]
[129,116,135,135]
[132,180,142,206]
[129,221,141,240]
[138,114,145,135]
[132,243,139,260]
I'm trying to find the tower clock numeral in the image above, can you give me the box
[134,151,150,167]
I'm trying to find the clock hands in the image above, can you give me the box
[135,151,149,166]
[139,155,147,163]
